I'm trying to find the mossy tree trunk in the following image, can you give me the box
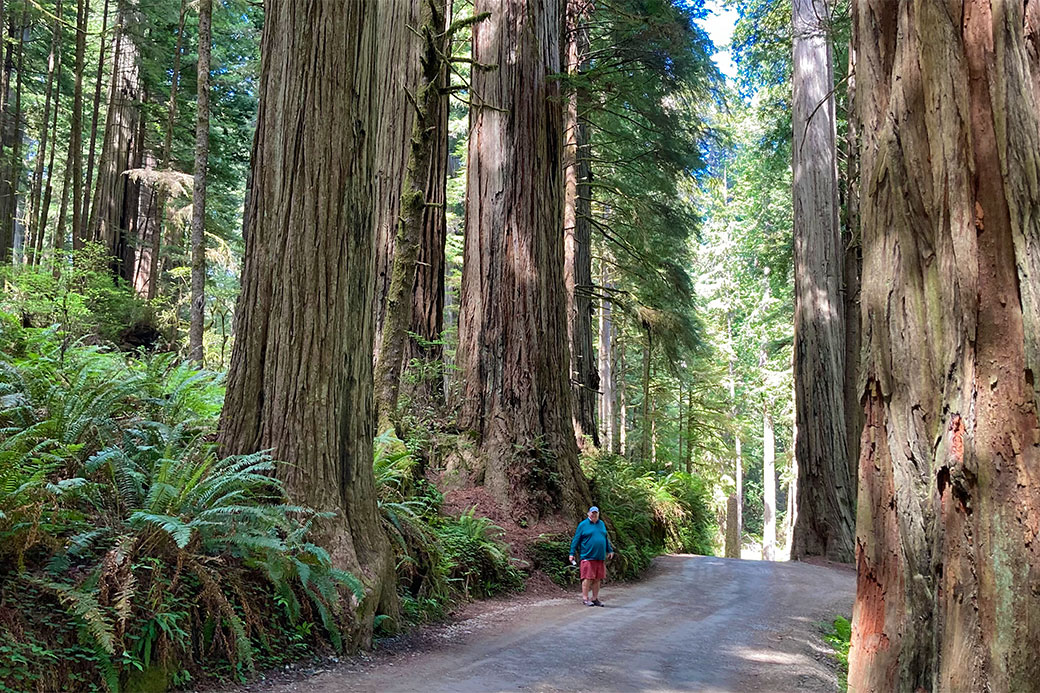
[458,0,591,519]
[218,0,395,643]
[849,0,1040,689]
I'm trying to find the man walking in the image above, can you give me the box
[569,506,614,606]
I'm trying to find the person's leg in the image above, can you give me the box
[582,578,590,602]
[591,579,601,601]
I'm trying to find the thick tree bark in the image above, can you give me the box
[89,0,141,277]
[849,1,1040,690]
[217,0,395,642]
[375,0,452,429]
[842,35,863,502]
[188,0,211,363]
[790,0,855,563]
[458,0,590,518]
[401,0,451,413]
[372,0,422,367]
[563,0,598,448]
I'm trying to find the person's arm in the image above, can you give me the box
[569,524,582,562]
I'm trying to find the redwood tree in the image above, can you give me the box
[458,0,590,517]
[563,0,598,448]
[218,0,394,639]
[790,0,855,563]
[849,0,1040,689]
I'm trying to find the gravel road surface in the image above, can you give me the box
[256,554,855,693]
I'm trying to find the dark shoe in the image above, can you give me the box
[592,599,604,607]
[583,599,594,606]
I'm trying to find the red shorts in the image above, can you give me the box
[580,559,606,580]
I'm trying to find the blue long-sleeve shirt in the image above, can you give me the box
[570,518,613,561]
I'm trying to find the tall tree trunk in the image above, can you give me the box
[401,0,451,413]
[597,261,615,452]
[618,342,627,456]
[375,0,454,428]
[82,0,110,230]
[458,0,590,518]
[563,0,598,448]
[762,403,775,561]
[28,0,64,265]
[38,30,64,256]
[727,313,743,547]
[150,0,186,299]
[0,13,15,262]
[371,0,422,367]
[2,10,27,262]
[217,0,395,642]
[842,33,862,504]
[640,331,652,461]
[849,1,1040,690]
[790,0,854,563]
[89,0,141,277]
[188,0,211,363]
[685,384,693,473]
[70,0,87,251]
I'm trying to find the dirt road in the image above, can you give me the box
[259,555,855,693]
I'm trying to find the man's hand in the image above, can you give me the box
[607,552,615,560]
[569,555,575,564]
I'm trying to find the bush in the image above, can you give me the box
[373,433,523,629]
[0,320,356,691]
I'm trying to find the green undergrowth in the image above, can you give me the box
[531,450,716,587]
[0,320,355,692]
[373,432,524,631]
[821,615,852,691]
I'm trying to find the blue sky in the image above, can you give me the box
[700,0,738,80]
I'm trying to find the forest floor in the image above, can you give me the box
[237,555,855,693]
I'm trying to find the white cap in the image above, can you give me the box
[589,506,599,513]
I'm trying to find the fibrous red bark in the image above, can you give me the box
[849,1,1040,689]
[458,0,591,518]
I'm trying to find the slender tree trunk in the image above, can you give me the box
[188,0,211,363]
[842,36,863,497]
[640,331,652,461]
[727,313,743,547]
[790,0,854,563]
[372,0,422,367]
[70,0,87,251]
[618,341,627,456]
[2,10,27,262]
[0,13,15,262]
[458,0,590,518]
[762,403,775,561]
[82,0,110,230]
[849,1,1040,689]
[598,258,616,452]
[677,382,684,464]
[563,0,598,448]
[375,0,453,428]
[218,0,395,643]
[28,0,63,265]
[38,34,64,256]
[685,384,693,473]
